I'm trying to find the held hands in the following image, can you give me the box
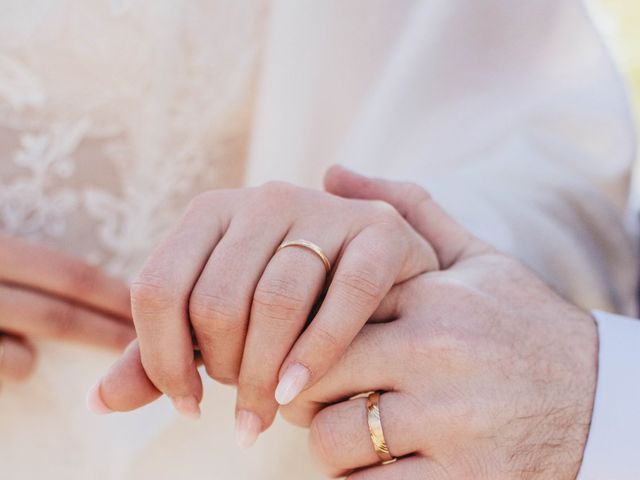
[0,236,134,382]
[90,172,439,447]
[284,169,597,479]
[91,166,598,479]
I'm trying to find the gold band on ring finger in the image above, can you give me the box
[276,239,332,274]
[367,391,397,464]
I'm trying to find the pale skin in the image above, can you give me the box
[93,167,598,480]
[89,170,440,448]
[0,235,135,382]
[283,170,598,479]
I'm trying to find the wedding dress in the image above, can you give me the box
[0,1,636,479]
[0,2,321,479]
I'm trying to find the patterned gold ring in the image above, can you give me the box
[366,391,397,464]
[276,239,331,274]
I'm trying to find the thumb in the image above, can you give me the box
[86,340,162,414]
[324,165,488,268]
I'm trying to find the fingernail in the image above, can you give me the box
[235,410,261,448]
[86,381,113,415]
[275,363,310,405]
[171,395,201,420]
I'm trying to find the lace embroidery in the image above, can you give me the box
[0,1,263,278]
[0,122,86,239]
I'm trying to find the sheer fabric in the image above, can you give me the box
[0,2,319,479]
[0,0,260,278]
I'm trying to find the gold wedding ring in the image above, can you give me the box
[276,239,331,273]
[366,391,396,464]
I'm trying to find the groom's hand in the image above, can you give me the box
[277,166,598,479]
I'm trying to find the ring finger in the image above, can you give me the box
[309,392,422,477]
[235,227,345,442]
[188,211,293,386]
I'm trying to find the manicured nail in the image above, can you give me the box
[86,382,113,415]
[171,395,201,420]
[235,410,261,448]
[275,363,310,405]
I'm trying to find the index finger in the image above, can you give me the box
[0,235,131,320]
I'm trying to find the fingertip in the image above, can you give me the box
[324,164,379,200]
[170,395,201,420]
[235,409,262,448]
[324,163,349,181]
[275,363,310,405]
[86,381,113,415]
[324,164,357,192]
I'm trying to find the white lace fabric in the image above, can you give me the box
[0,0,262,279]
[0,3,323,480]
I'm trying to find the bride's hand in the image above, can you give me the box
[0,235,134,382]
[91,173,439,446]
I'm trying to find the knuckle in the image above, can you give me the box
[404,321,473,370]
[189,291,245,333]
[130,276,182,314]
[332,265,385,307]
[433,395,480,437]
[309,323,342,354]
[255,181,301,210]
[366,199,399,221]
[185,190,217,214]
[252,277,307,323]
[260,180,296,197]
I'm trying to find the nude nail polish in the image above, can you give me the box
[235,410,261,448]
[86,382,113,415]
[275,363,310,405]
[171,395,201,420]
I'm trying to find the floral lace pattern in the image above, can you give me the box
[0,0,264,278]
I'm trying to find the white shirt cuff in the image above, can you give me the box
[577,311,640,479]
